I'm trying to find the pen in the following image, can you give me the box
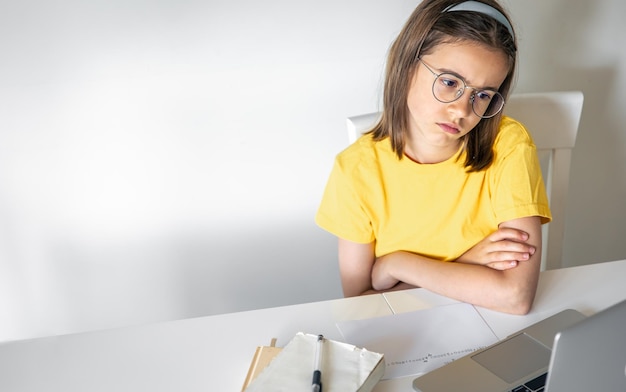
[312,334,324,392]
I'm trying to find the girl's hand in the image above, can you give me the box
[456,227,536,270]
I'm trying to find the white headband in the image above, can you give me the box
[443,1,515,40]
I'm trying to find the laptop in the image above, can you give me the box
[412,299,626,392]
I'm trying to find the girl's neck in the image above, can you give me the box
[404,138,463,164]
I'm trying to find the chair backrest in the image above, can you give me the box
[346,91,584,270]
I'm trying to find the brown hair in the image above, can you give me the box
[369,0,517,172]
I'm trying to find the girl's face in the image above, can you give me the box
[405,41,509,162]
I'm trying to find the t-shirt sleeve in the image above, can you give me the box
[315,157,375,244]
[491,123,552,225]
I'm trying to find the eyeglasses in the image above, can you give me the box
[418,59,505,119]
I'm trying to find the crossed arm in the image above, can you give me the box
[337,216,543,315]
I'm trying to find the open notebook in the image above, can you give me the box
[244,333,385,392]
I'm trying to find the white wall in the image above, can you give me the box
[502,0,626,267]
[1,0,625,342]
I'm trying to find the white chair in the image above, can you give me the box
[346,91,584,270]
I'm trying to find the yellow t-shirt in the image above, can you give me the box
[315,116,551,261]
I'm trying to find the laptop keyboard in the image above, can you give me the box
[510,372,548,392]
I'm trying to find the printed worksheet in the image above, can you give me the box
[336,303,498,379]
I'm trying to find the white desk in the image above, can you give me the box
[0,294,392,392]
[373,259,626,391]
[0,260,624,392]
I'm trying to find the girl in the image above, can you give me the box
[316,0,550,315]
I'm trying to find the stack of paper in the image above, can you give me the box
[241,342,282,390]
[244,333,385,392]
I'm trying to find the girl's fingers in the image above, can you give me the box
[487,260,519,270]
[490,227,529,242]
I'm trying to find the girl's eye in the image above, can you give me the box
[476,90,494,101]
[439,77,459,89]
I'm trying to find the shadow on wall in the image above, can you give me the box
[174,220,342,316]
[555,65,624,265]
[0,219,341,342]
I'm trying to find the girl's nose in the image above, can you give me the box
[447,88,474,117]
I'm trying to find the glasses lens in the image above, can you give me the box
[473,91,504,118]
[432,74,465,103]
